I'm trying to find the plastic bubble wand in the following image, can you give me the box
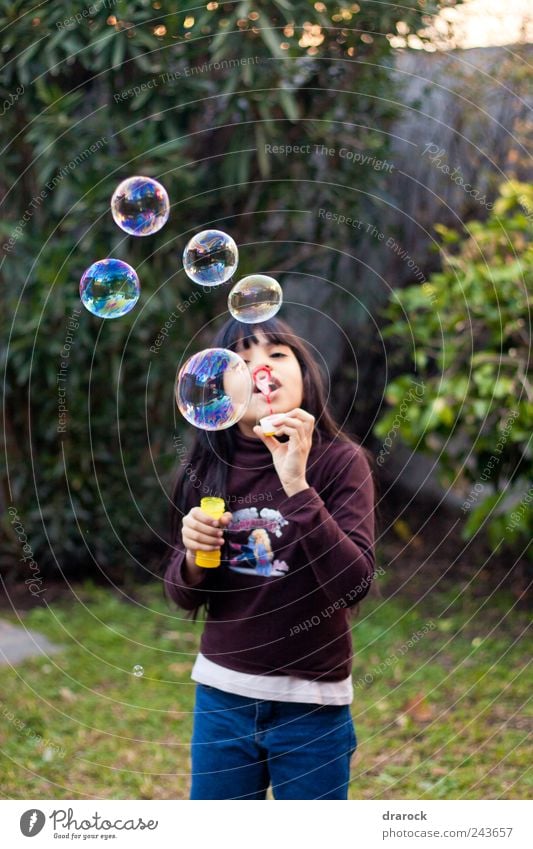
[252,365,282,436]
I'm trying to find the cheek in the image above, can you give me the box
[287,365,304,399]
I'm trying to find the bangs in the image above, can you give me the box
[214,318,294,353]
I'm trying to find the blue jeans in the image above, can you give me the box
[190,683,357,800]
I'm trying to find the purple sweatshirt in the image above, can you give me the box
[164,428,375,681]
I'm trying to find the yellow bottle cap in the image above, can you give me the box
[200,496,225,518]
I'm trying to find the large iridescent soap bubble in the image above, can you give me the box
[79,258,140,319]
[183,230,238,286]
[228,274,283,323]
[176,348,252,431]
[111,176,169,236]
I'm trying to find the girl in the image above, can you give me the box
[164,316,376,800]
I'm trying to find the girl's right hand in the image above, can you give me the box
[181,507,232,556]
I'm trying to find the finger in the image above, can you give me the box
[184,529,224,547]
[182,531,224,548]
[282,408,315,424]
[269,424,300,440]
[184,516,224,540]
[269,415,307,431]
[189,506,220,526]
[187,541,223,552]
[195,507,227,529]
[256,416,302,436]
[263,413,314,436]
[252,426,280,449]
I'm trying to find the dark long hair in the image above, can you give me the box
[164,316,376,617]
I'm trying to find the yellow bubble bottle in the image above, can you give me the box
[195,497,226,568]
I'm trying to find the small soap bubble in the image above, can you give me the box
[133,665,144,677]
[80,258,140,319]
[111,176,169,236]
[183,229,238,286]
[176,348,252,431]
[228,274,283,323]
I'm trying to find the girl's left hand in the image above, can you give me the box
[253,408,315,497]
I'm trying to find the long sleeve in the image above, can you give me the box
[164,539,214,612]
[278,443,375,607]
[183,433,377,681]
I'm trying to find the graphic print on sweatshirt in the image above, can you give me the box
[225,507,289,577]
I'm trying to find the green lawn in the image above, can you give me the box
[0,578,530,800]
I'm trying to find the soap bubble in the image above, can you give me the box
[176,348,252,431]
[228,274,283,323]
[183,230,238,286]
[79,258,140,319]
[111,176,169,236]
[133,665,144,677]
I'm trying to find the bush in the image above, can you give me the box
[375,181,532,556]
[0,0,461,579]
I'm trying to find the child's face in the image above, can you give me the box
[234,331,304,435]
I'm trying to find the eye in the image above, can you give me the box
[271,352,287,358]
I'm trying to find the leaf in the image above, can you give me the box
[461,492,504,541]
[255,124,270,177]
[258,19,285,58]
[403,693,434,723]
[279,87,299,122]
[393,519,412,542]
[111,35,126,70]
[129,86,153,110]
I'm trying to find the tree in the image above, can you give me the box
[375,181,532,558]
[0,0,463,580]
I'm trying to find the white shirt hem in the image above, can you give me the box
[191,653,353,706]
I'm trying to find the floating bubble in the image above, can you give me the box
[228,274,283,323]
[183,229,238,286]
[111,176,170,236]
[176,348,252,431]
[133,665,144,677]
[79,258,140,319]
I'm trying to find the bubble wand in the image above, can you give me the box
[252,365,281,436]
[252,365,274,413]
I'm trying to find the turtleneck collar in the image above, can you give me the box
[232,425,273,454]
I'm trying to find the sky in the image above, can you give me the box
[440,0,533,48]
[390,0,533,50]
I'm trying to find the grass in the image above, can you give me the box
[0,576,530,800]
